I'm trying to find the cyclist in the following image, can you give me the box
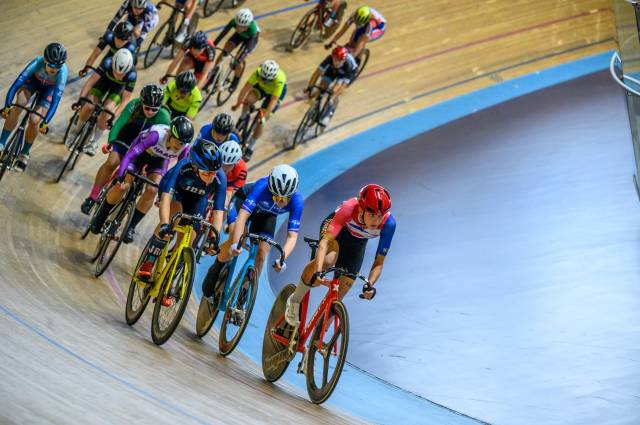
[90,116,195,242]
[163,70,202,119]
[134,142,227,290]
[305,45,357,126]
[218,140,247,207]
[212,8,260,94]
[197,112,239,146]
[80,84,170,216]
[71,48,137,156]
[318,0,344,29]
[201,164,303,303]
[80,22,138,77]
[284,184,395,326]
[231,60,286,161]
[174,0,199,44]
[161,31,216,90]
[106,0,159,49]
[326,5,386,61]
[0,43,68,172]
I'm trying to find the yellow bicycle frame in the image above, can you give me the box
[134,222,196,299]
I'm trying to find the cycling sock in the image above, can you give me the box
[93,128,105,143]
[20,143,33,155]
[202,259,225,297]
[95,200,115,226]
[89,184,103,201]
[290,279,309,304]
[0,129,10,146]
[129,208,146,230]
[183,18,190,26]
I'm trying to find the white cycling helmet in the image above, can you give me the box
[112,49,134,74]
[219,141,242,166]
[131,0,148,8]
[268,164,299,198]
[235,8,254,26]
[260,60,279,81]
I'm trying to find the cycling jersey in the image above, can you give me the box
[4,56,68,125]
[197,123,240,146]
[214,19,260,61]
[108,98,171,145]
[247,68,287,99]
[117,124,190,178]
[107,1,159,47]
[318,53,358,85]
[226,159,247,190]
[349,8,386,42]
[97,31,138,58]
[183,39,215,63]
[163,80,202,119]
[241,176,303,233]
[160,158,227,216]
[326,198,395,256]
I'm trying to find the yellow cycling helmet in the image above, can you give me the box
[354,6,371,27]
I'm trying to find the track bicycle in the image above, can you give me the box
[144,1,200,69]
[90,170,158,277]
[262,237,370,404]
[0,98,45,184]
[126,212,220,345]
[195,232,284,356]
[289,1,347,50]
[291,85,335,149]
[199,47,246,111]
[202,0,241,18]
[235,104,262,158]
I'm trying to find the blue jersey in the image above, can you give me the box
[160,159,227,215]
[98,31,138,57]
[4,56,68,124]
[241,177,304,232]
[197,123,240,146]
[107,1,159,47]
[97,56,137,92]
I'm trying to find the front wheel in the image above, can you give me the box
[351,48,370,84]
[289,9,317,50]
[199,65,221,112]
[292,103,317,149]
[218,266,258,356]
[305,301,349,404]
[0,129,23,184]
[56,120,89,183]
[195,264,229,337]
[144,19,171,68]
[125,238,154,325]
[93,200,134,277]
[151,247,195,345]
[203,0,225,17]
[261,284,296,382]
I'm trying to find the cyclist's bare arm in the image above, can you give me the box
[329,20,350,45]
[198,61,215,89]
[352,34,370,59]
[84,46,103,71]
[233,82,252,109]
[225,188,235,208]
[211,209,224,236]
[367,254,385,286]
[281,231,299,261]
[164,49,185,79]
[116,91,133,116]
[79,73,101,99]
[159,192,172,225]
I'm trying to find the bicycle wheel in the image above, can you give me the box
[292,104,317,149]
[216,60,243,107]
[93,200,135,277]
[322,1,346,40]
[218,266,258,356]
[56,120,89,183]
[203,0,225,17]
[314,98,333,138]
[290,9,317,50]
[235,113,251,149]
[195,264,229,337]
[61,111,79,147]
[144,18,171,68]
[352,48,370,84]
[305,300,349,404]
[81,183,109,240]
[0,129,22,184]
[199,66,220,111]
[125,238,154,325]
[151,247,195,345]
[261,284,296,382]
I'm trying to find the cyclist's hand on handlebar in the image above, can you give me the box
[231,103,240,112]
[72,102,81,111]
[310,271,328,286]
[78,67,88,78]
[158,223,172,238]
[38,123,49,135]
[106,118,114,129]
[160,75,169,85]
[229,242,242,257]
[272,259,286,273]
[324,41,336,50]
[1,107,10,119]
[359,282,377,300]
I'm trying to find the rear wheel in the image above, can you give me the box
[144,18,171,68]
[56,121,89,183]
[352,48,370,84]
[93,199,135,277]
[151,247,195,345]
[305,301,349,404]
[203,0,225,17]
[290,9,317,50]
[261,284,296,382]
[218,266,258,356]
[125,238,154,325]
[199,65,221,111]
[195,264,228,337]
[292,104,317,149]
[0,129,23,184]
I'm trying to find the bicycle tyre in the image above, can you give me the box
[125,238,154,325]
[195,264,229,337]
[216,60,243,107]
[203,0,225,17]
[261,283,296,382]
[144,18,171,68]
[82,182,110,240]
[61,111,78,147]
[305,300,349,404]
[352,48,370,84]
[235,113,251,150]
[199,65,220,111]
[56,121,89,183]
[290,9,317,50]
[218,266,258,356]
[94,200,135,277]
[314,97,333,138]
[292,104,317,149]
[151,247,195,345]
[0,130,22,184]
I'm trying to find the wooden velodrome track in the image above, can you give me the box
[0,1,614,423]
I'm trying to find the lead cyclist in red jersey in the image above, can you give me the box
[161,31,216,90]
[284,184,396,326]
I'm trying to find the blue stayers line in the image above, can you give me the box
[65,0,316,86]
[0,303,213,425]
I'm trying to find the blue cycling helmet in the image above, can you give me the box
[190,141,222,172]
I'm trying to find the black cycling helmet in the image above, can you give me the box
[190,140,222,172]
[170,116,195,144]
[114,21,134,40]
[140,83,164,108]
[212,113,233,135]
[44,42,67,67]
[175,70,197,92]
[190,31,208,50]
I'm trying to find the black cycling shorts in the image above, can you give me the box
[320,212,368,275]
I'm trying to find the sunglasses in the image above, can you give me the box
[45,62,62,70]
[198,169,217,178]
[272,195,291,204]
[143,105,160,112]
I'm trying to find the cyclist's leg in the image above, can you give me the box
[93,97,119,149]
[82,149,123,214]
[127,167,163,241]
[177,54,196,74]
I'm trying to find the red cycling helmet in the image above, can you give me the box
[332,46,349,61]
[358,184,391,215]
